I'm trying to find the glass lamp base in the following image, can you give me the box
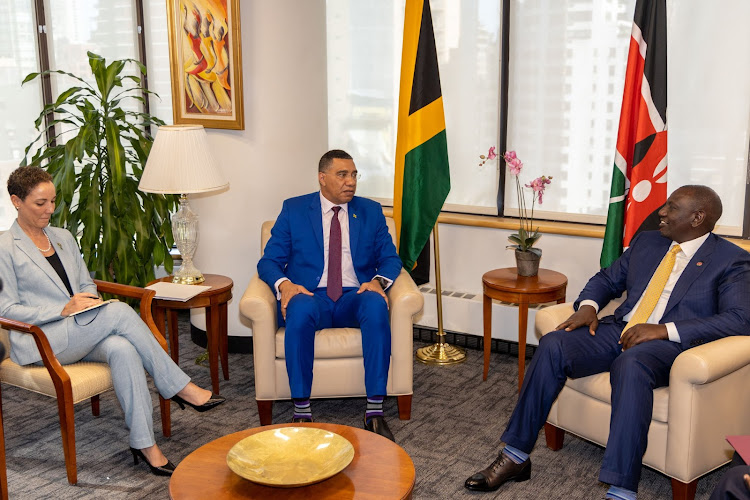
[172,270,205,285]
[172,194,205,285]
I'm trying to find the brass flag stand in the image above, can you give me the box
[416,222,466,365]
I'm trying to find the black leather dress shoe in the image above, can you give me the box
[291,416,313,423]
[364,416,395,442]
[464,452,531,492]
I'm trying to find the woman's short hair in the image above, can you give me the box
[7,166,53,200]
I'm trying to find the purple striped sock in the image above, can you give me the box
[365,396,384,421]
[293,398,312,421]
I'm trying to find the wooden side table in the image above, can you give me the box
[169,423,415,499]
[482,268,567,390]
[148,274,233,394]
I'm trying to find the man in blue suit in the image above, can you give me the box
[465,185,750,499]
[258,149,403,440]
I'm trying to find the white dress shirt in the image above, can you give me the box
[580,232,710,343]
[317,193,359,289]
[273,192,392,297]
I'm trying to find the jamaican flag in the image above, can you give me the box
[393,0,451,277]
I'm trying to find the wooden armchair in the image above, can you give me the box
[0,280,171,486]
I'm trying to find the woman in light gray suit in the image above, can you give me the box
[0,166,225,476]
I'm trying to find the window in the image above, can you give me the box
[327,0,750,238]
[327,0,502,214]
[504,0,635,224]
[0,1,44,229]
[0,0,167,230]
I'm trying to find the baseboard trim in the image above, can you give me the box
[190,324,254,354]
[190,323,536,359]
[413,326,537,359]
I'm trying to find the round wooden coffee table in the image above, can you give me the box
[482,268,567,390]
[169,423,415,499]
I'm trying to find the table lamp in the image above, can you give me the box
[139,125,228,285]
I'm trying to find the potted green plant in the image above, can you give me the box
[21,51,177,286]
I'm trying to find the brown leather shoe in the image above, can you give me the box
[364,416,395,442]
[464,452,531,492]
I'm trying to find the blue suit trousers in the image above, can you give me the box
[282,287,391,399]
[500,320,682,492]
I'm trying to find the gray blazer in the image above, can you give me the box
[0,221,97,365]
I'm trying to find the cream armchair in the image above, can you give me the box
[535,301,750,500]
[239,218,423,425]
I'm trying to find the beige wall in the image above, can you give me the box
[189,0,329,335]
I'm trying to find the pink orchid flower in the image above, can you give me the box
[525,176,553,204]
[504,150,523,175]
[507,158,523,176]
[487,147,497,160]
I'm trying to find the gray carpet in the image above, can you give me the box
[2,316,726,499]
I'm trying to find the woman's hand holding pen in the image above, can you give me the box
[61,293,102,316]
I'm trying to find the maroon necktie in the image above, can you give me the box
[327,206,343,301]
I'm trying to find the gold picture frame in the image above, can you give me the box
[166,0,244,130]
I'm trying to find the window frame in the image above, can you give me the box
[31,0,152,147]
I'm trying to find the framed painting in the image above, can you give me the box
[166,0,244,130]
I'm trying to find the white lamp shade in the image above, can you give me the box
[139,125,228,194]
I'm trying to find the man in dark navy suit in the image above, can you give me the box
[465,185,750,500]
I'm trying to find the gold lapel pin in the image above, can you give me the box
[353,213,357,218]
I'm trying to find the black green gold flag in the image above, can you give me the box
[393,0,450,273]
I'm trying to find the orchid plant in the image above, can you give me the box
[501,150,552,256]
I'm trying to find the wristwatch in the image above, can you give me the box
[374,276,389,290]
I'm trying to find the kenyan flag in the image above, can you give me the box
[600,0,667,268]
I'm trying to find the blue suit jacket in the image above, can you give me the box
[0,221,98,365]
[257,193,403,293]
[574,230,750,349]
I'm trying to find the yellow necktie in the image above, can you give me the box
[623,244,682,333]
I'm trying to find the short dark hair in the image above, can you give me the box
[318,149,353,172]
[7,166,53,200]
[680,184,723,231]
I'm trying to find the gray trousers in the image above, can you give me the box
[52,301,190,449]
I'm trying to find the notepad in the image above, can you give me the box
[146,282,211,301]
[727,435,750,465]
[69,299,119,316]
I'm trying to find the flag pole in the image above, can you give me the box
[416,222,466,365]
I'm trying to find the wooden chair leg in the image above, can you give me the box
[257,400,273,426]
[168,309,180,365]
[544,422,565,451]
[90,395,100,417]
[219,302,229,381]
[396,395,412,420]
[671,478,697,500]
[55,395,77,485]
[160,396,171,438]
[0,387,8,500]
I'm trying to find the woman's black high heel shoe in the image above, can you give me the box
[130,447,176,476]
[171,393,226,412]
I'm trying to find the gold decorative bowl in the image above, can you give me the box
[226,427,355,487]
